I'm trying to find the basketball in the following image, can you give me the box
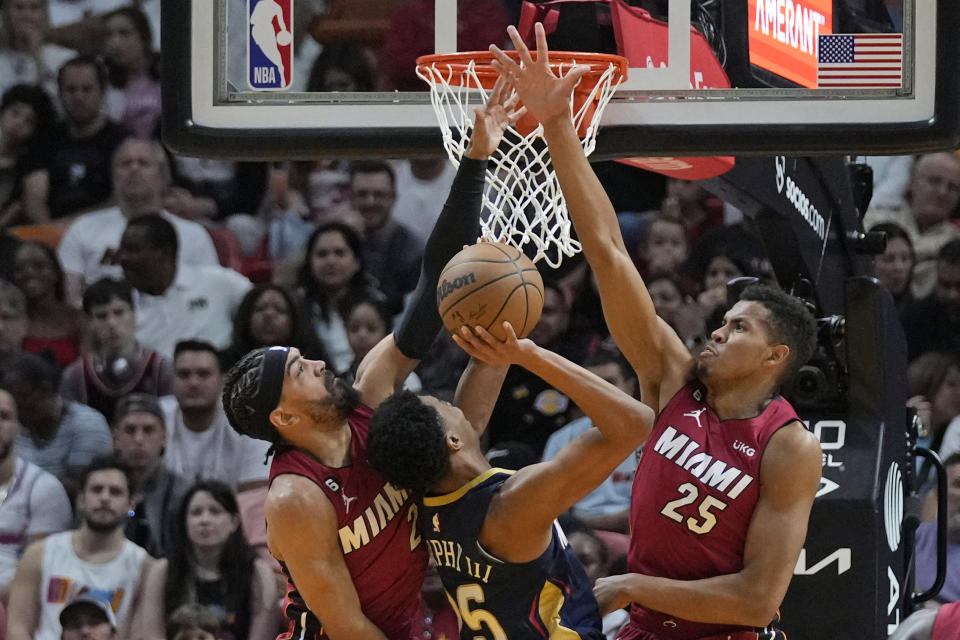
[437,242,544,341]
[276,30,292,46]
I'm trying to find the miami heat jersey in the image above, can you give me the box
[269,404,428,640]
[422,468,604,640]
[622,382,800,640]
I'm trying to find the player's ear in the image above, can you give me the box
[445,432,464,453]
[270,406,300,430]
[766,344,790,368]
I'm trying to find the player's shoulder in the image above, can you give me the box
[266,474,333,517]
[764,420,822,470]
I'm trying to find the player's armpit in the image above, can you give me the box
[354,334,418,410]
[265,475,389,640]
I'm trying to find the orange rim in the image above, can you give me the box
[416,50,628,86]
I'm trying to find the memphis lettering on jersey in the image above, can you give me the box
[427,538,494,584]
[653,426,755,499]
[338,483,408,554]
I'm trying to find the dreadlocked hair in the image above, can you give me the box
[221,348,282,446]
[367,390,451,495]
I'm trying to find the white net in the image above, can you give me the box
[416,56,624,268]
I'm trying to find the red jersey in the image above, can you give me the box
[269,404,428,640]
[622,382,800,640]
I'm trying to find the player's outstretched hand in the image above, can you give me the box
[465,75,527,159]
[489,23,588,127]
[593,575,635,616]
[452,323,531,366]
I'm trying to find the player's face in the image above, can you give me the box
[697,301,783,383]
[112,412,165,472]
[79,469,133,532]
[421,396,476,452]
[278,348,360,428]
[88,298,135,351]
[0,390,19,463]
[874,237,913,296]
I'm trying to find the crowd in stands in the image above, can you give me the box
[0,0,955,639]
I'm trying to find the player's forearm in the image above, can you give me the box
[541,118,628,262]
[517,343,651,444]
[455,359,509,434]
[621,571,780,628]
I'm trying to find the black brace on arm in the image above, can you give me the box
[394,157,487,359]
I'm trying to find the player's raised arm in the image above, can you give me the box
[490,25,693,411]
[454,324,655,561]
[354,77,525,408]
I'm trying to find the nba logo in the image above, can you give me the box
[248,0,293,91]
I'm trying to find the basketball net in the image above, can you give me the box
[416,52,627,268]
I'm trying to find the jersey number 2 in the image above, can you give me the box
[447,583,507,640]
[660,482,728,534]
[407,504,422,550]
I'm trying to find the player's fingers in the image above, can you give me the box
[489,45,520,76]
[489,75,508,104]
[503,90,520,110]
[473,325,502,348]
[561,64,589,90]
[502,321,519,343]
[507,25,534,66]
[534,22,549,65]
[452,329,484,354]
[507,105,527,123]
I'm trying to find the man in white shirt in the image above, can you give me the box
[58,137,219,305]
[160,340,270,491]
[115,214,251,358]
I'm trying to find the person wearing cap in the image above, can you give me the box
[7,456,152,640]
[0,386,72,598]
[59,595,117,640]
[112,393,189,558]
[221,81,522,640]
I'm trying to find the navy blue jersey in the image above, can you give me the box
[421,468,604,640]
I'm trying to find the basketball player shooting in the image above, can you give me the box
[366,322,655,640]
[490,24,823,640]
[220,77,524,640]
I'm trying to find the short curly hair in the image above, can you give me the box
[222,348,282,444]
[367,391,451,495]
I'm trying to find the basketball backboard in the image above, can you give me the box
[162,0,960,159]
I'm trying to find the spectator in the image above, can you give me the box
[864,155,913,211]
[542,344,638,533]
[635,214,689,279]
[0,279,28,362]
[914,452,960,604]
[870,222,916,310]
[102,6,160,138]
[221,284,326,370]
[6,457,152,640]
[116,214,251,358]
[296,222,386,373]
[13,240,82,369]
[864,152,960,299]
[0,0,76,98]
[661,178,724,246]
[305,42,377,93]
[135,480,278,640]
[0,84,56,228]
[22,55,130,222]
[486,281,577,456]
[111,393,189,558]
[343,295,421,389]
[160,341,270,492]
[888,602,960,640]
[390,158,458,242]
[902,239,960,361]
[0,387,72,598]
[57,137,219,303]
[58,595,117,640]
[60,278,172,423]
[907,352,960,485]
[567,526,630,640]
[164,604,221,640]
[646,271,704,352]
[349,160,424,313]
[0,352,112,482]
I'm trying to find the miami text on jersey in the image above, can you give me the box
[652,426,755,499]
[338,482,411,553]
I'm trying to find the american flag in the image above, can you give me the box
[817,34,902,88]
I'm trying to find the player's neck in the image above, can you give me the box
[298,420,353,468]
[434,451,489,495]
[705,378,778,421]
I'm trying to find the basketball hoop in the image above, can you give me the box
[416,50,628,268]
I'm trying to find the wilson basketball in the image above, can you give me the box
[437,242,544,341]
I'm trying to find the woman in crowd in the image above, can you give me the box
[12,241,81,369]
[0,0,75,97]
[221,283,326,369]
[870,221,916,310]
[908,351,960,486]
[343,295,421,390]
[102,6,161,138]
[136,480,278,640]
[296,222,386,373]
[0,84,54,228]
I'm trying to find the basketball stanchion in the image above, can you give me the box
[417,50,628,269]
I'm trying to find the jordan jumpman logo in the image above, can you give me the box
[342,493,357,513]
[683,408,707,429]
